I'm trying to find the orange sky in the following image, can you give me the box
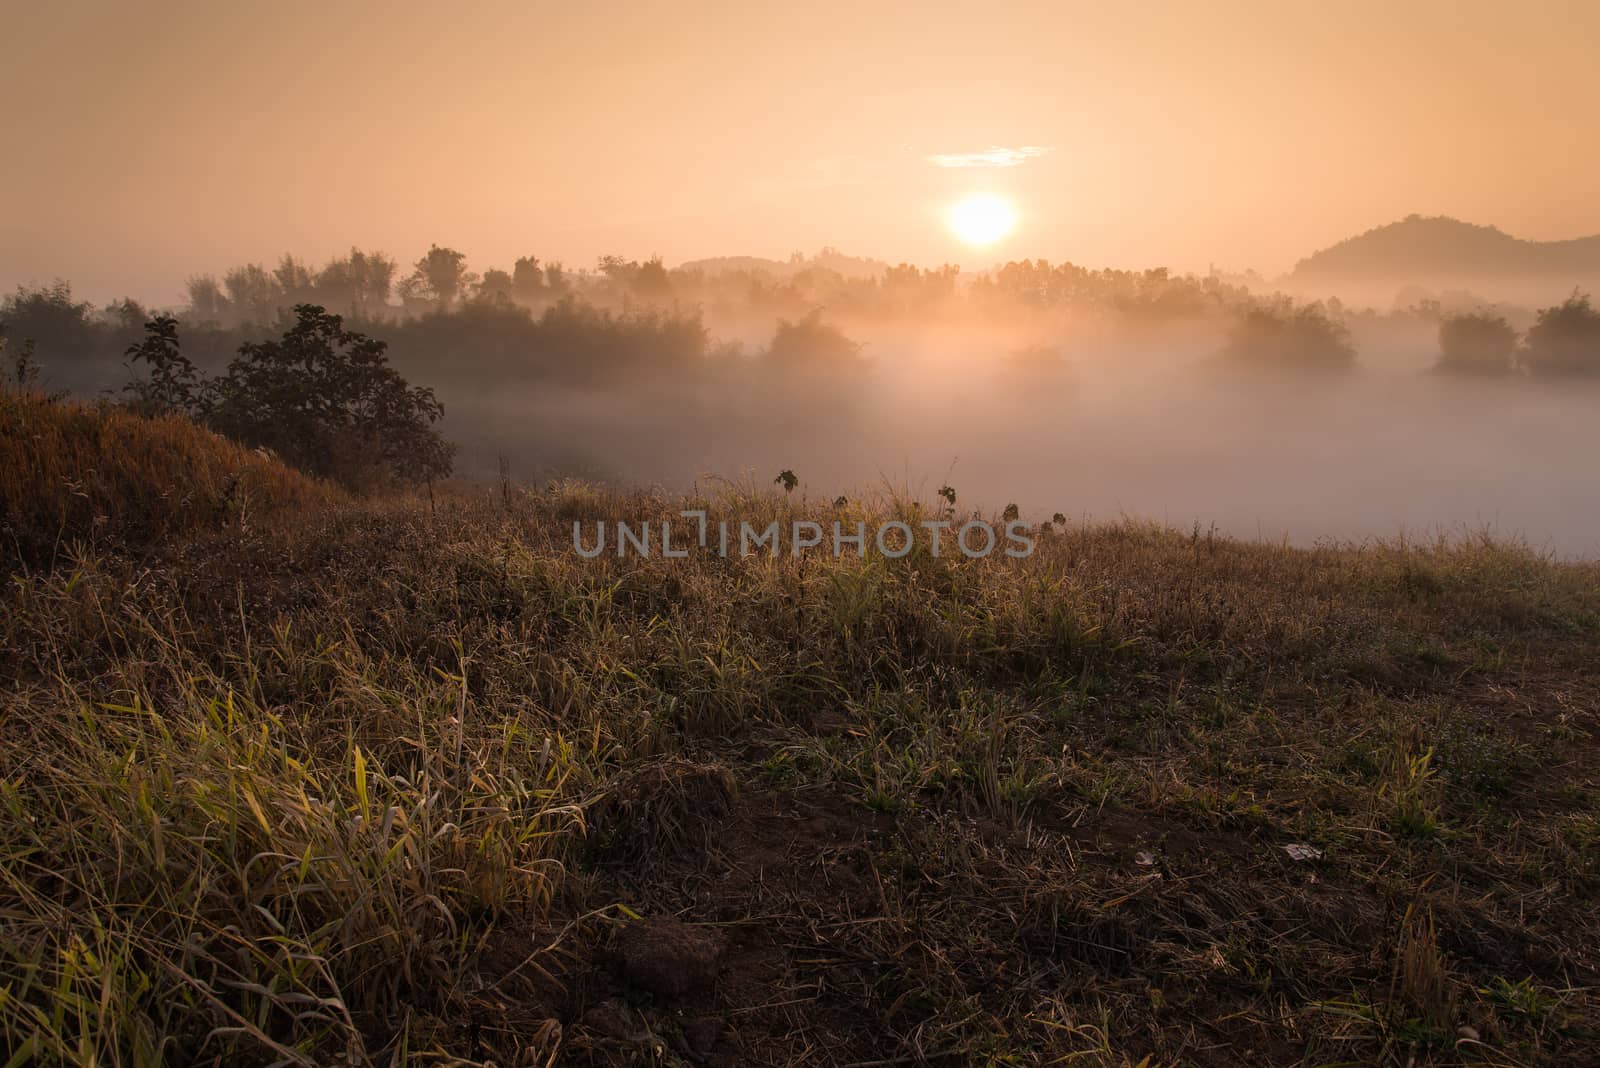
[3,0,1598,305]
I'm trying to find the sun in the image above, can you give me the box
[947,192,1017,247]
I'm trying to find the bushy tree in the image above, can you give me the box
[402,245,474,311]
[1435,312,1518,376]
[0,282,95,358]
[1522,293,1600,378]
[633,257,672,299]
[208,305,453,486]
[0,282,139,391]
[1216,301,1355,374]
[528,298,706,380]
[313,248,397,317]
[223,264,281,324]
[188,248,398,325]
[543,262,568,295]
[272,255,315,303]
[122,307,452,488]
[766,311,865,373]
[185,275,228,323]
[475,268,515,304]
[512,256,547,302]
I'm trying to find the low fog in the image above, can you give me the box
[453,321,1600,557]
[9,249,1600,556]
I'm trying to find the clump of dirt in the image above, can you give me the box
[616,916,727,999]
[587,758,738,861]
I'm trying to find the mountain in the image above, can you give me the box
[1289,215,1600,301]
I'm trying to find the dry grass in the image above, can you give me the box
[1,388,340,569]
[2,443,1599,1064]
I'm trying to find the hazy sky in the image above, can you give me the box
[4,0,1599,305]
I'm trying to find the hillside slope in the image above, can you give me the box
[2,390,340,569]
[1290,215,1600,298]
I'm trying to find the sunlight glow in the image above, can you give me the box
[947,193,1017,246]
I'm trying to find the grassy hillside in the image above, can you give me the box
[1,465,1598,1064]
[1,388,340,569]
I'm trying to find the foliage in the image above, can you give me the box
[1521,292,1600,377]
[400,244,475,311]
[475,267,515,304]
[207,305,454,488]
[1435,312,1519,375]
[0,282,145,393]
[766,310,865,373]
[972,258,1252,318]
[313,248,399,316]
[1216,300,1356,374]
[189,248,398,325]
[597,255,673,300]
[122,313,207,415]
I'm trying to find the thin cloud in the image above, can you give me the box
[926,145,1053,169]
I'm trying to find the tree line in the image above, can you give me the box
[1432,294,1600,377]
[6,245,1600,403]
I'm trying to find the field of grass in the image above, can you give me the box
[3,409,1599,1065]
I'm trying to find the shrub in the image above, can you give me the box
[1435,312,1518,376]
[1216,301,1356,374]
[1522,292,1600,378]
[765,311,866,375]
[122,313,208,415]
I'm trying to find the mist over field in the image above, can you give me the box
[9,241,1600,555]
[447,321,1600,556]
[407,267,1600,557]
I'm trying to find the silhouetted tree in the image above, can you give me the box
[632,257,672,300]
[123,315,207,416]
[512,256,547,302]
[349,249,397,313]
[1435,312,1518,376]
[0,282,123,390]
[186,274,228,322]
[403,245,474,311]
[597,255,632,283]
[208,305,453,487]
[1522,292,1600,378]
[543,261,569,295]
[273,255,315,303]
[223,264,280,323]
[475,268,515,304]
[0,283,94,354]
[766,311,865,373]
[882,263,959,310]
[313,248,397,317]
[1216,301,1355,374]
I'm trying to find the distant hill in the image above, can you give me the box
[677,247,890,281]
[1289,215,1600,301]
